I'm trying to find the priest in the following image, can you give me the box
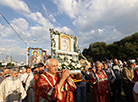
[36,58,77,102]
[0,68,26,102]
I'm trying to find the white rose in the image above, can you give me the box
[64,62,68,66]
[60,56,64,60]
[71,63,75,66]
[73,59,78,62]
[67,60,71,63]
[77,64,81,68]
[67,56,72,60]
[58,63,61,66]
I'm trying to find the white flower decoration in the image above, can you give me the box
[67,56,72,60]
[67,60,71,63]
[60,56,64,60]
[71,63,75,66]
[58,63,61,66]
[63,62,68,66]
[77,64,81,68]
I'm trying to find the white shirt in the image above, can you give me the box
[20,72,34,91]
[133,65,138,70]
[133,81,138,100]
[0,76,26,102]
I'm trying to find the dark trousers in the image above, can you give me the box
[110,82,116,102]
[123,81,134,102]
[76,86,86,102]
[22,88,34,102]
[114,79,122,100]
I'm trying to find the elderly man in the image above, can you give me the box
[0,68,26,102]
[36,58,77,102]
[91,61,112,102]
[122,60,134,102]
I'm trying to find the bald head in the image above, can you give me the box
[46,58,58,75]
[46,58,58,66]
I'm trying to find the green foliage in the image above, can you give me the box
[6,63,14,67]
[82,32,138,62]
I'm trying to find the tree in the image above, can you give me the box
[82,32,138,62]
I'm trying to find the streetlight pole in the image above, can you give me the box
[26,43,29,65]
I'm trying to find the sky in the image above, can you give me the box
[0,0,138,63]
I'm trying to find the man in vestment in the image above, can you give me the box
[90,61,112,102]
[36,58,77,102]
[0,68,26,102]
[34,62,45,102]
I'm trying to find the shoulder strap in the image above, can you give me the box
[25,74,30,84]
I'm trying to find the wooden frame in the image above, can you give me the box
[59,34,72,51]
[28,48,43,66]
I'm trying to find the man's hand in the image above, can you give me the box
[61,69,70,81]
[58,69,70,90]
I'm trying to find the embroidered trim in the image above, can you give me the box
[41,74,53,87]
[57,85,62,100]
[96,71,108,82]
[66,78,77,89]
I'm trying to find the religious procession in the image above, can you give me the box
[0,29,138,102]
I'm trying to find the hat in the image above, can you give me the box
[135,68,138,71]
[131,59,136,63]
[19,70,22,72]
[127,60,134,64]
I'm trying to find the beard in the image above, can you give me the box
[12,76,18,80]
[39,70,44,74]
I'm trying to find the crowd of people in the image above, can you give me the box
[0,58,138,102]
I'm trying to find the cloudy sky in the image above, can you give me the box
[0,0,138,63]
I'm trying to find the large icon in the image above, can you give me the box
[29,48,42,65]
[59,34,72,51]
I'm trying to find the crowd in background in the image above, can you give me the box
[0,57,138,102]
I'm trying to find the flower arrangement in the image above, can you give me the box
[49,28,82,71]
[57,55,81,70]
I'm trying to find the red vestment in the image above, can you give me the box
[91,70,110,102]
[36,72,76,102]
[34,74,40,102]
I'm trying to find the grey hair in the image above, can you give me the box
[46,58,58,66]
[10,68,19,74]
[46,59,51,66]
[95,61,102,66]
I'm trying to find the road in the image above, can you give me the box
[74,86,126,102]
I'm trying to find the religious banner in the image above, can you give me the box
[28,48,43,66]
[49,28,81,71]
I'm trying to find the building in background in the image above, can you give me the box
[6,55,12,63]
